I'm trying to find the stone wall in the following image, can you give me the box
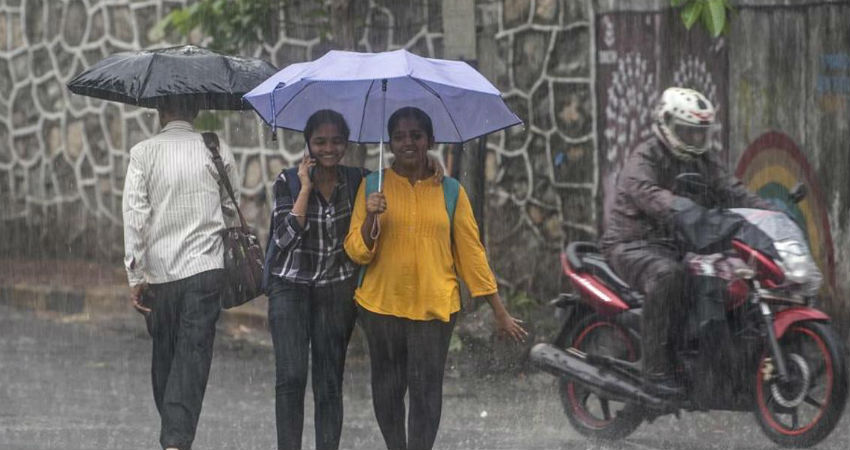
[0,0,453,262]
[476,0,596,299]
[0,0,598,303]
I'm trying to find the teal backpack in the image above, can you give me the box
[356,170,461,287]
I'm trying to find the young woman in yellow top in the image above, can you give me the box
[344,106,527,450]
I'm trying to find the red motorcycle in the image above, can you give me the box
[530,184,847,447]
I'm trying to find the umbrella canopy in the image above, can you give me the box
[243,49,521,143]
[67,45,277,110]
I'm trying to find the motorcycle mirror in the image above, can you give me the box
[788,182,807,204]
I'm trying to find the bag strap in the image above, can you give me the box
[356,171,382,287]
[283,167,301,200]
[442,176,460,232]
[202,132,248,232]
[364,169,381,198]
[343,166,369,208]
[261,167,299,293]
[357,172,460,287]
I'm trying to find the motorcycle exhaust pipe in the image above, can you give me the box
[529,343,667,409]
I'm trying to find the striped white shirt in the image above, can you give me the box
[122,120,240,286]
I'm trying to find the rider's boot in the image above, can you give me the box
[642,326,685,399]
[642,339,684,399]
[642,371,685,399]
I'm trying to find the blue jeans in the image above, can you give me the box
[267,277,357,450]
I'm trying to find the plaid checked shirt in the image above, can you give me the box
[268,168,358,286]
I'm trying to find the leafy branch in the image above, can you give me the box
[151,0,282,54]
[672,0,735,38]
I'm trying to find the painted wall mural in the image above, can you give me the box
[735,131,836,297]
[600,50,656,221]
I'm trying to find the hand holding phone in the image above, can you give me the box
[298,147,316,189]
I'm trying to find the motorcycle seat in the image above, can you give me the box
[566,241,644,307]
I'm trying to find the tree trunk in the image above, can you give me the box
[329,0,368,167]
[330,0,356,50]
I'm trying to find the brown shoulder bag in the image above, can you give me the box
[202,132,264,309]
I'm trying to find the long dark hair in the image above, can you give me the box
[387,106,434,142]
[304,109,351,143]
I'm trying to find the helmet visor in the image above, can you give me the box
[672,122,710,149]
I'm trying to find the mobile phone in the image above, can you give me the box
[305,146,316,181]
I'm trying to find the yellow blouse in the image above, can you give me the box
[344,168,498,322]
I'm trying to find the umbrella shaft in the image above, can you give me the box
[378,79,387,192]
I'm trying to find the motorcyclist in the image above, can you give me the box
[600,87,773,398]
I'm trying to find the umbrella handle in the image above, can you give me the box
[370,217,381,240]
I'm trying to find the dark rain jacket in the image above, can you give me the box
[600,137,772,253]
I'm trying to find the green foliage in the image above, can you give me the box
[151,0,279,54]
[672,0,734,38]
[448,333,464,353]
[193,111,228,131]
[504,290,539,318]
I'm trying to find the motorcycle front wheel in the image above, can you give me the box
[754,321,848,448]
[557,314,646,440]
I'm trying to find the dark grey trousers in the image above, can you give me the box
[145,269,223,450]
[267,277,357,450]
[605,242,685,376]
[357,307,457,450]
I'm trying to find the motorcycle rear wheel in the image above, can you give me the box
[754,321,848,448]
[557,314,646,440]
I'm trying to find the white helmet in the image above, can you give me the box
[652,87,715,160]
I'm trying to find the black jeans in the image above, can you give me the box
[357,306,457,450]
[267,277,357,450]
[144,269,223,450]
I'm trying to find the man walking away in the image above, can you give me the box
[122,97,240,450]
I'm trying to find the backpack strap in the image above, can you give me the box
[261,167,302,293]
[342,166,369,208]
[356,171,383,287]
[356,173,461,288]
[442,176,460,233]
[364,170,381,198]
[283,167,301,200]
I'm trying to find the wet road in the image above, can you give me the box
[1,304,849,450]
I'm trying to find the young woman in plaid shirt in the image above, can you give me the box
[266,110,362,450]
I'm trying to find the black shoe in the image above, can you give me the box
[643,374,685,399]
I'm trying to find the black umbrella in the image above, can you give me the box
[67,45,277,110]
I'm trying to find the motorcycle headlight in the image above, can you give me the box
[774,239,823,295]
